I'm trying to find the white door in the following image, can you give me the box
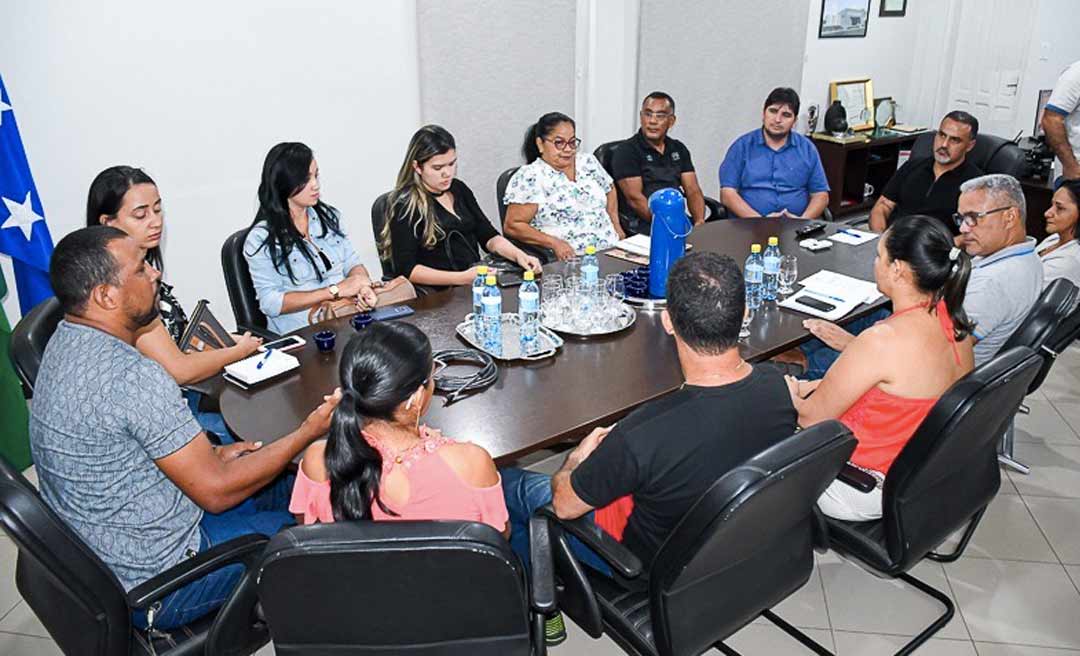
[945,0,1036,138]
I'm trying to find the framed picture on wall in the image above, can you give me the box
[819,0,871,39]
[879,0,907,17]
[830,78,875,131]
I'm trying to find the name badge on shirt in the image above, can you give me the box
[672,152,681,161]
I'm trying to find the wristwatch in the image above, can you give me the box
[328,283,340,300]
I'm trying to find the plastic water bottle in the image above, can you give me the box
[745,244,764,312]
[472,265,488,340]
[518,270,540,353]
[581,245,600,289]
[763,236,781,301]
[481,274,502,354]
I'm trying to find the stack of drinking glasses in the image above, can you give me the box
[540,273,630,334]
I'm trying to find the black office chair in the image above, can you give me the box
[221,228,278,339]
[8,296,63,397]
[540,421,856,656]
[826,346,1042,655]
[593,140,726,236]
[255,519,555,655]
[911,131,1027,177]
[0,456,270,656]
[496,166,556,263]
[996,278,1078,473]
[370,191,395,279]
[1023,282,1080,396]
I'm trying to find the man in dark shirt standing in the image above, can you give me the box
[868,111,984,234]
[611,92,707,234]
[501,252,797,570]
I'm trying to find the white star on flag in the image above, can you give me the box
[0,98,10,127]
[1,191,45,240]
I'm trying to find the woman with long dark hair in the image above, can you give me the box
[786,214,976,521]
[87,166,263,440]
[503,112,624,261]
[381,125,541,288]
[244,142,379,334]
[1036,179,1080,288]
[289,322,508,532]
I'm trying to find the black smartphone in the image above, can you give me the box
[795,222,827,237]
[795,296,836,312]
[370,305,416,321]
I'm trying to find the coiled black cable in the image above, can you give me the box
[431,348,499,405]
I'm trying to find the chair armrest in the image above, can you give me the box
[528,515,556,614]
[703,196,727,222]
[127,534,269,609]
[837,463,877,493]
[538,505,643,578]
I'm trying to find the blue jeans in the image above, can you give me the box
[799,309,891,379]
[501,467,611,576]
[185,391,237,445]
[132,475,295,631]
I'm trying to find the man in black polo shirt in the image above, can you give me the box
[868,111,984,234]
[611,92,707,234]
[500,252,797,572]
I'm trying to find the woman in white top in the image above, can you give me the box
[503,112,625,260]
[1036,180,1080,288]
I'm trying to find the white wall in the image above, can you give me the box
[1013,0,1080,138]
[0,0,422,324]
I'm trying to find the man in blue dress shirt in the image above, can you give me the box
[719,87,830,219]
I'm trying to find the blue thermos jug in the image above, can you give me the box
[648,188,691,298]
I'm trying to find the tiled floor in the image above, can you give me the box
[5,347,1080,655]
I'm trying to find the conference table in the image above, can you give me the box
[218,218,884,464]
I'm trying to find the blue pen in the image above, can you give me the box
[838,228,862,237]
[255,348,274,370]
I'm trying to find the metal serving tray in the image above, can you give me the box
[457,313,563,361]
[541,302,637,338]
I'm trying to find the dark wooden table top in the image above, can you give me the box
[218,219,883,463]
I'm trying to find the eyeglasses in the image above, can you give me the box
[544,137,581,151]
[640,110,673,120]
[952,206,1014,228]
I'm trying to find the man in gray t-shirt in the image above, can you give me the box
[956,174,1043,365]
[31,227,338,631]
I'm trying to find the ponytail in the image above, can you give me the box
[884,214,975,341]
[521,112,575,164]
[325,391,396,521]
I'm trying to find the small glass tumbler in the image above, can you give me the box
[314,330,336,353]
[351,312,373,331]
[778,255,798,295]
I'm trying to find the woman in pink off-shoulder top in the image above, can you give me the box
[289,321,508,535]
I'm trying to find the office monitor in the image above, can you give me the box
[1034,88,1053,138]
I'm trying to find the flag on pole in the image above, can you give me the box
[0,269,31,470]
[0,74,54,316]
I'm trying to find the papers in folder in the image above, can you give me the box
[224,349,300,387]
[828,228,877,246]
[613,234,652,256]
[778,270,883,321]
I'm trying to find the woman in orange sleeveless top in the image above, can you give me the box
[289,322,508,534]
[787,215,976,521]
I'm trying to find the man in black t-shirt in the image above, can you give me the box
[868,111,984,235]
[501,253,797,571]
[610,92,707,234]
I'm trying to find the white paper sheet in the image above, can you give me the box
[798,270,882,305]
[778,289,862,321]
[613,234,651,256]
[828,228,878,246]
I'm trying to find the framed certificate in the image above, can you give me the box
[830,78,875,131]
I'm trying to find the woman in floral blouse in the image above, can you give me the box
[503,112,625,260]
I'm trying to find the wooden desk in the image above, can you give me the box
[813,131,932,217]
[218,219,883,463]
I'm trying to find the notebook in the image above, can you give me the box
[223,349,300,388]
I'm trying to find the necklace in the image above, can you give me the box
[682,360,749,387]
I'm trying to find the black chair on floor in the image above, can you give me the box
[370,190,395,278]
[539,421,856,656]
[221,228,278,339]
[592,140,727,236]
[496,167,557,264]
[255,519,555,655]
[997,278,1078,473]
[8,296,63,397]
[825,346,1042,655]
[911,131,1027,178]
[0,456,269,656]
[1023,282,1080,397]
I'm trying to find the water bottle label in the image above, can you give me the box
[764,256,780,273]
[746,266,763,283]
[519,291,539,312]
[482,297,501,315]
[582,264,599,283]
[473,289,482,306]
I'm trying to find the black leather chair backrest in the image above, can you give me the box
[370,191,395,278]
[882,346,1041,568]
[221,228,269,332]
[1029,291,1080,392]
[8,296,63,395]
[496,166,519,227]
[594,140,622,174]
[911,131,1026,178]
[257,520,533,656]
[0,458,132,656]
[1002,278,1077,355]
[647,422,856,656]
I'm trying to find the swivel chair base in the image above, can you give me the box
[999,422,1030,475]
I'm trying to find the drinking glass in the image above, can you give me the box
[605,274,626,303]
[739,292,754,340]
[778,255,798,295]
